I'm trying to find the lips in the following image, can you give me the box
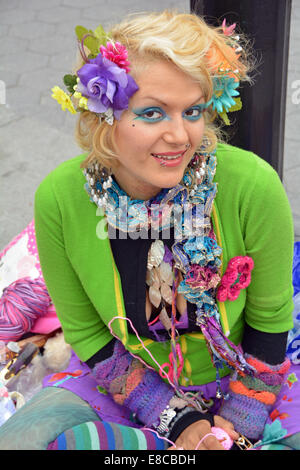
[151,149,187,160]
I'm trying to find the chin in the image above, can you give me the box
[159,171,186,189]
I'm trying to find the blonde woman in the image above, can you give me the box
[0,11,298,451]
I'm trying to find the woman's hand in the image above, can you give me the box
[168,415,239,451]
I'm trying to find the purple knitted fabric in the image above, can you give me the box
[92,340,132,390]
[219,392,269,440]
[219,354,290,440]
[93,340,174,427]
[123,368,174,426]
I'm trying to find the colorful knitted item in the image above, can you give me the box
[93,340,174,427]
[219,354,290,440]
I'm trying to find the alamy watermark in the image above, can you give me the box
[0,80,6,105]
[292,80,300,105]
[95,197,206,240]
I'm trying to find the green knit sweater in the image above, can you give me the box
[34,143,295,385]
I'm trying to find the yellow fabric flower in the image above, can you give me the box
[73,91,88,110]
[51,86,76,114]
[79,96,88,110]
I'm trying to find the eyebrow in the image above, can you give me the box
[140,95,205,107]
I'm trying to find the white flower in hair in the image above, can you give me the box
[104,107,114,126]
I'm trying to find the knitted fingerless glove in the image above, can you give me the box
[219,353,290,440]
[93,340,175,427]
[92,340,212,436]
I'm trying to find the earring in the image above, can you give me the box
[83,162,113,208]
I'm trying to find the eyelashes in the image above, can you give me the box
[183,105,207,121]
[132,105,207,123]
[132,107,169,123]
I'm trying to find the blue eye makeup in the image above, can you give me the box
[132,103,207,123]
[132,107,170,123]
[183,104,207,121]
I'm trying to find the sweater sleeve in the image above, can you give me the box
[241,158,294,333]
[34,173,112,357]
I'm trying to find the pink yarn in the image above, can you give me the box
[0,277,51,342]
[211,426,233,450]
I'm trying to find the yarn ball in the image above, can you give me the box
[211,426,233,450]
[0,277,51,342]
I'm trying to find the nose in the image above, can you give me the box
[162,115,190,146]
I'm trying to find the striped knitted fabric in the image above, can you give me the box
[93,340,174,428]
[219,354,290,440]
[47,421,168,450]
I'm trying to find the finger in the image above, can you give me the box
[203,435,225,450]
[168,445,185,451]
[214,416,239,440]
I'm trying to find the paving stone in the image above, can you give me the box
[285,105,300,140]
[5,86,41,116]
[0,105,20,127]
[0,35,29,56]
[0,0,22,12]
[9,21,57,39]
[0,114,80,249]
[284,139,300,171]
[36,6,82,24]
[0,69,20,88]
[49,50,79,72]
[0,24,9,37]
[28,33,75,55]
[0,8,36,25]
[24,0,62,10]
[19,67,67,96]
[62,0,109,8]
[0,51,49,74]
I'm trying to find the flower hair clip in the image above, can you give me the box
[51,24,139,125]
[205,19,244,125]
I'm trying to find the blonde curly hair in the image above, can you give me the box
[76,10,253,171]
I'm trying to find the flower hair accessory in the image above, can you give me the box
[206,19,244,125]
[51,24,139,125]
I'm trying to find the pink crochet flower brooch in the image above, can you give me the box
[216,256,254,302]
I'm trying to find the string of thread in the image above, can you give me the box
[107,316,208,412]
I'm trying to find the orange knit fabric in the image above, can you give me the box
[246,357,291,375]
[113,368,145,405]
[230,380,276,405]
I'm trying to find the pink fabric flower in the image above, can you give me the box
[216,284,228,302]
[100,42,131,73]
[220,269,238,287]
[216,256,254,302]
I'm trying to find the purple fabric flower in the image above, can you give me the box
[77,53,139,119]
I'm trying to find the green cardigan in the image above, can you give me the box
[34,143,295,385]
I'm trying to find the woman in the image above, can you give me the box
[0,10,298,451]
